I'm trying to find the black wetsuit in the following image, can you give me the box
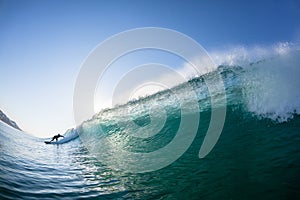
[51,134,64,142]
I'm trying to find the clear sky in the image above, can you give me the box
[1,0,300,137]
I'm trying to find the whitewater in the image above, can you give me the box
[1,50,300,199]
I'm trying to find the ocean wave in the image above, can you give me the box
[1,49,300,199]
[90,49,300,126]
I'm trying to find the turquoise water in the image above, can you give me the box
[1,52,300,199]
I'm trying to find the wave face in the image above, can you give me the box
[1,51,300,199]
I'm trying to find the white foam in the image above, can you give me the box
[241,50,300,122]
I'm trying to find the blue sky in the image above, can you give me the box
[1,0,300,137]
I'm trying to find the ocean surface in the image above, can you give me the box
[1,51,300,199]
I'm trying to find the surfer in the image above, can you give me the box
[50,134,64,142]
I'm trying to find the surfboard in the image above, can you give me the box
[44,141,61,144]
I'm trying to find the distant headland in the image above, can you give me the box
[0,109,21,131]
